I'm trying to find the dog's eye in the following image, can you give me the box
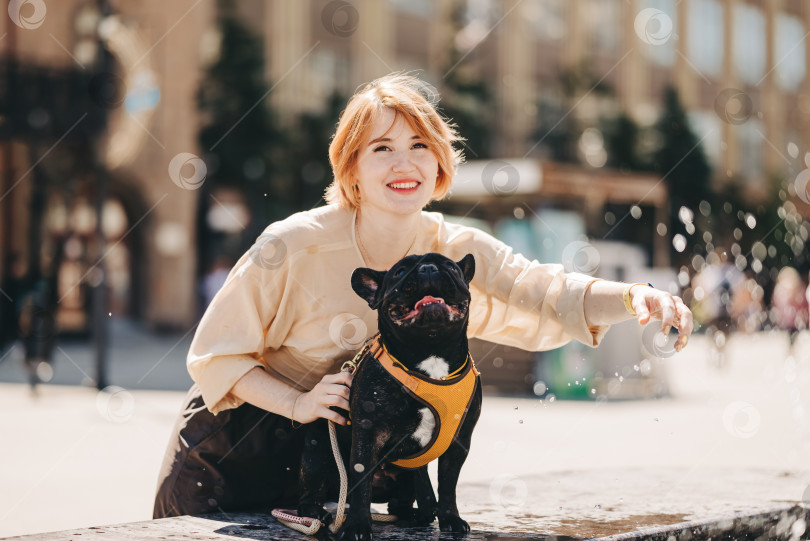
[393,268,406,279]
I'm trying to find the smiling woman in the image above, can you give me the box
[153,72,694,525]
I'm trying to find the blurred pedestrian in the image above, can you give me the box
[0,253,27,356]
[199,254,235,314]
[771,266,808,346]
[153,72,695,519]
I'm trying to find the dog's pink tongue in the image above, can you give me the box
[414,296,445,310]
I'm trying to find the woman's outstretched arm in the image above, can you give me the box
[584,281,693,352]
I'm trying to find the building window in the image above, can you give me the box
[639,0,677,67]
[585,0,620,54]
[524,0,566,42]
[687,110,722,168]
[688,0,724,78]
[739,119,764,177]
[388,0,434,17]
[733,3,766,86]
[775,12,806,91]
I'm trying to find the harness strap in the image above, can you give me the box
[370,337,479,469]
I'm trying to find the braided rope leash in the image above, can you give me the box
[273,338,397,535]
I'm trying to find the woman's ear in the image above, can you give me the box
[351,268,387,307]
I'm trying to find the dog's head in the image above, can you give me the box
[351,253,475,342]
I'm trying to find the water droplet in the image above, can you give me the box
[745,213,757,229]
[788,142,799,159]
[518,419,524,424]
[672,234,687,253]
[678,206,694,225]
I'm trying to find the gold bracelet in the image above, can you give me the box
[623,283,651,316]
[290,393,303,429]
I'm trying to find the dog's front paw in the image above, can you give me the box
[438,513,470,533]
[338,520,374,541]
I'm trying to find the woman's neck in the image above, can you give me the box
[355,206,421,271]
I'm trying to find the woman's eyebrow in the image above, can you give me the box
[367,135,422,146]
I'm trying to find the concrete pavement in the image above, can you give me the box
[1,322,810,538]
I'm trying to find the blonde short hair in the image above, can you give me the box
[325,72,464,209]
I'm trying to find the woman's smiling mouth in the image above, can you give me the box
[387,180,421,191]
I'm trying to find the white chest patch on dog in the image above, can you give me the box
[413,407,435,447]
[417,356,449,379]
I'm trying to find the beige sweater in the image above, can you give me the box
[188,205,608,414]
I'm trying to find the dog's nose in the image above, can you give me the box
[418,263,438,275]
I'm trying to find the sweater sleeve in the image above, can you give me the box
[186,232,289,415]
[437,220,609,351]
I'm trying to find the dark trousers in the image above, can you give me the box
[153,385,307,518]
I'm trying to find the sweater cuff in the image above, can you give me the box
[556,272,610,347]
[189,354,263,415]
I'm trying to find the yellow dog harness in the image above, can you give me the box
[364,335,479,470]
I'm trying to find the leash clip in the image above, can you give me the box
[340,339,373,374]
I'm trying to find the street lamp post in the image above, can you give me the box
[91,0,113,390]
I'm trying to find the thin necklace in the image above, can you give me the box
[355,214,417,269]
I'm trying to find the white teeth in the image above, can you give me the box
[388,181,418,189]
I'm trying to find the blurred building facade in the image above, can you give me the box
[1,0,808,331]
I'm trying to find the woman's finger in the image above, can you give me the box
[633,291,651,325]
[659,296,677,334]
[322,407,349,425]
[673,297,694,351]
[325,392,350,410]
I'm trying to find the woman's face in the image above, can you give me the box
[354,107,439,217]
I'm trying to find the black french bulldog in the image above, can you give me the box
[296,253,481,541]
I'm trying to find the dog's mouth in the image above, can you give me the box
[388,295,468,324]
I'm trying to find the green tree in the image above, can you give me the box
[438,1,493,159]
[603,112,651,172]
[288,91,346,209]
[653,87,713,263]
[196,0,288,267]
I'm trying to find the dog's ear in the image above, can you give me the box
[456,254,475,284]
[351,267,387,307]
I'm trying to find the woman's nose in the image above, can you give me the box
[391,151,414,172]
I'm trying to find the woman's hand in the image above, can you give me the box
[291,371,353,425]
[630,286,694,352]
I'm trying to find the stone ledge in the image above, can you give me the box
[3,505,807,541]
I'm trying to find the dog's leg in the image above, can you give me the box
[412,466,438,525]
[384,467,435,525]
[337,426,379,541]
[297,421,335,525]
[436,384,482,533]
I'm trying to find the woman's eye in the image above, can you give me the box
[413,142,427,149]
[374,145,390,152]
